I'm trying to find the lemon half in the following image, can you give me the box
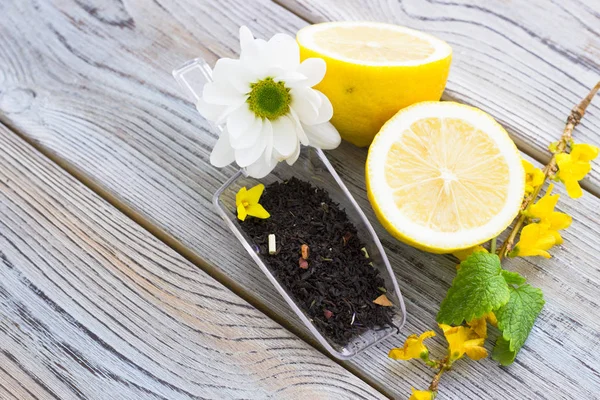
[366,102,525,253]
[297,21,452,147]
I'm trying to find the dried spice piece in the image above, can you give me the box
[239,177,395,346]
[301,244,309,260]
[268,234,276,255]
[373,294,394,307]
[299,258,309,270]
[324,309,334,319]
[342,232,352,246]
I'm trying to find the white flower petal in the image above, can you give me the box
[303,121,341,150]
[241,33,267,72]
[214,100,247,125]
[271,115,298,157]
[286,141,301,165]
[212,58,239,83]
[288,108,309,146]
[266,33,300,70]
[245,155,277,179]
[273,71,307,85]
[212,58,251,93]
[239,26,255,55]
[290,87,319,124]
[297,58,327,87]
[262,119,274,161]
[234,134,267,167]
[196,98,227,122]
[203,82,244,105]
[227,105,256,141]
[235,117,263,149]
[313,90,334,124]
[210,129,235,167]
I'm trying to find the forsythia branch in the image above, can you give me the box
[498,80,600,259]
[428,357,450,393]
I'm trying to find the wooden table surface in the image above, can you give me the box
[1,0,599,399]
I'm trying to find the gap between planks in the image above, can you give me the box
[0,121,395,399]
[272,0,600,200]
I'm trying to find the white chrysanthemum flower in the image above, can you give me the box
[199,26,341,178]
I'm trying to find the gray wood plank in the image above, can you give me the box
[0,124,384,399]
[276,0,600,195]
[1,0,599,398]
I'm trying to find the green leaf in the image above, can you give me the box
[437,252,510,325]
[502,270,527,286]
[492,336,517,366]
[496,284,545,353]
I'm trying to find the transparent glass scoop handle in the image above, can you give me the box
[172,57,213,104]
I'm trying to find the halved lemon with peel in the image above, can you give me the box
[366,102,525,253]
[298,21,452,147]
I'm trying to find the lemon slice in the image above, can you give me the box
[366,102,525,253]
[297,22,452,147]
[297,21,451,67]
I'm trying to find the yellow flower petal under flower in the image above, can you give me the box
[527,184,572,232]
[467,312,496,339]
[572,143,599,162]
[439,324,488,362]
[522,159,545,194]
[246,204,270,219]
[245,183,265,204]
[237,203,248,221]
[235,184,270,221]
[409,387,435,400]
[528,184,559,220]
[513,223,557,258]
[486,312,498,327]
[556,143,599,199]
[452,245,487,262]
[389,331,436,361]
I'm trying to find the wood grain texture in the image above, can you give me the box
[276,0,600,195]
[0,0,599,398]
[0,124,384,400]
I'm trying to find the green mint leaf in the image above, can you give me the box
[437,252,510,325]
[502,270,527,286]
[496,284,545,354]
[492,336,517,366]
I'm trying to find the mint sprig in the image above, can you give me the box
[492,336,516,366]
[437,253,510,325]
[437,252,544,366]
[495,284,545,357]
[501,270,527,286]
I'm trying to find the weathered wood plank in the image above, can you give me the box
[275,0,600,195]
[1,0,599,398]
[0,124,384,399]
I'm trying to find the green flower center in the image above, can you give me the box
[247,77,291,120]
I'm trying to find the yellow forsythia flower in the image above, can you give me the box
[235,184,270,221]
[467,312,497,338]
[513,223,557,258]
[389,331,436,361]
[409,387,435,400]
[522,159,545,194]
[439,324,488,362]
[555,143,599,198]
[528,184,572,239]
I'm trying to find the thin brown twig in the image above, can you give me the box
[428,357,450,393]
[497,81,600,259]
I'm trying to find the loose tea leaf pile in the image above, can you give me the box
[239,177,396,346]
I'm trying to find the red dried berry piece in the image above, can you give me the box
[299,258,309,270]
